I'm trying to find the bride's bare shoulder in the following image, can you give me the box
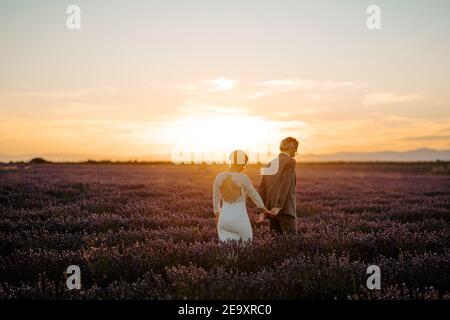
[214,171,227,182]
[230,172,250,185]
[237,172,250,179]
[214,171,248,183]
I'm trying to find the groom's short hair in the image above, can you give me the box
[280,137,299,151]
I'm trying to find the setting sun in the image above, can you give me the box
[166,114,283,164]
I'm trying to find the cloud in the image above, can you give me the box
[363,92,426,106]
[205,77,237,91]
[403,134,450,141]
[172,77,362,101]
[261,79,362,91]
[249,78,364,100]
[171,77,237,94]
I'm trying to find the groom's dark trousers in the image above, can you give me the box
[259,153,297,235]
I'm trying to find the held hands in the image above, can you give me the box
[255,207,281,224]
[268,207,281,218]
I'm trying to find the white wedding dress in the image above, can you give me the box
[213,171,265,242]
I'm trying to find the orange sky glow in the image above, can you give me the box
[1,1,449,162]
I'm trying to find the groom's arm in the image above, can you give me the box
[275,159,296,211]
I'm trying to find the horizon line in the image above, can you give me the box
[1,147,450,163]
[1,158,450,166]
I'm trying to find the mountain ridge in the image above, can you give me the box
[299,148,450,162]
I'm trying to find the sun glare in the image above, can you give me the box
[210,77,236,91]
[168,114,282,164]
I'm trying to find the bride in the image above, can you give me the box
[213,150,271,242]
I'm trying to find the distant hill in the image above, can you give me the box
[1,148,450,163]
[300,148,450,162]
[29,157,52,164]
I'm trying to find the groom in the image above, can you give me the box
[258,137,299,234]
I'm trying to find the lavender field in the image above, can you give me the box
[0,163,449,300]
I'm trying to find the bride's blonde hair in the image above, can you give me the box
[229,150,248,171]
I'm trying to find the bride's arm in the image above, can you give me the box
[242,175,266,210]
[243,176,271,223]
[212,175,221,216]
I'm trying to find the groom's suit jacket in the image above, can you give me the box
[259,153,297,218]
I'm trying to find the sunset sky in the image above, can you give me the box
[1,0,450,162]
